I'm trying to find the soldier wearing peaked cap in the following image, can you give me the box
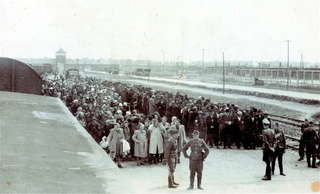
[302,121,318,168]
[261,118,275,180]
[182,130,210,190]
[163,127,180,188]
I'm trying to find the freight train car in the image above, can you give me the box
[30,63,53,74]
[133,68,151,76]
[0,57,43,95]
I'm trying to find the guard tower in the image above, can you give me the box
[55,48,66,75]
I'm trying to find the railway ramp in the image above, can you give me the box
[0,91,135,193]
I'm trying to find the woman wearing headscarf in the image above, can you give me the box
[132,123,148,166]
[107,123,125,168]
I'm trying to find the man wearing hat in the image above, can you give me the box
[261,118,275,180]
[182,130,210,190]
[163,126,180,188]
[156,96,167,117]
[298,118,309,161]
[148,95,157,116]
[302,121,318,168]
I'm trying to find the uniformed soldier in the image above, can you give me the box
[261,119,275,180]
[162,126,180,188]
[298,119,309,161]
[302,121,318,168]
[182,130,210,190]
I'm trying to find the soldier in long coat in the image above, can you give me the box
[132,123,148,166]
[261,119,275,180]
[302,121,318,168]
[149,119,167,164]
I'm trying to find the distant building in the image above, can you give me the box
[55,48,66,75]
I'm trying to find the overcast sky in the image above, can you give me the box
[1,0,319,63]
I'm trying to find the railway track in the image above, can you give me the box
[267,114,304,128]
[285,135,300,151]
[267,114,303,151]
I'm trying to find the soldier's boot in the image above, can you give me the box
[168,176,177,188]
[197,177,203,190]
[262,169,271,180]
[261,176,271,180]
[312,158,317,168]
[172,175,179,185]
[279,163,286,175]
[307,158,311,167]
[187,177,194,190]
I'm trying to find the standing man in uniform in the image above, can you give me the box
[298,119,309,161]
[271,122,287,176]
[182,130,210,190]
[261,118,275,180]
[302,121,318,168]
[163,126,180,188]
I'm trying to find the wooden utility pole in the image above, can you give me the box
[148,58,150,83]
[286,40,290,90]
[223,52,225,94]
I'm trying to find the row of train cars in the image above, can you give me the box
[30,63,53,74]
[30,63,79,79]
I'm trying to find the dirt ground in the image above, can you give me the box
[119,147,320,193]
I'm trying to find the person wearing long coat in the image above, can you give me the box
[107,123,125,168]
[149,119,167,164]
[132,123,148,166]
[148,95,157,116]
[174,119,186,163]
[161,116,171,147]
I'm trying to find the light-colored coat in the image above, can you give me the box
[107,128,125,158]
[132,129,148,158]
[177,124,187,152]
[148,124,165,154]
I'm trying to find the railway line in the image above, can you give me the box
[266,114,303,151]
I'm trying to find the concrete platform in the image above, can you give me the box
[0,91,134,193]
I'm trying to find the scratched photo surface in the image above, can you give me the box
[0,0,319,193]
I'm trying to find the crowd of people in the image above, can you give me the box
[42,74,320,171]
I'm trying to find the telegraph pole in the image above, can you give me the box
[286,40,290,90]
[300,54,304,69]
[148,58,150,83]
[163,52,165,76]
[223,52,225,94]
[202,49,205,76]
